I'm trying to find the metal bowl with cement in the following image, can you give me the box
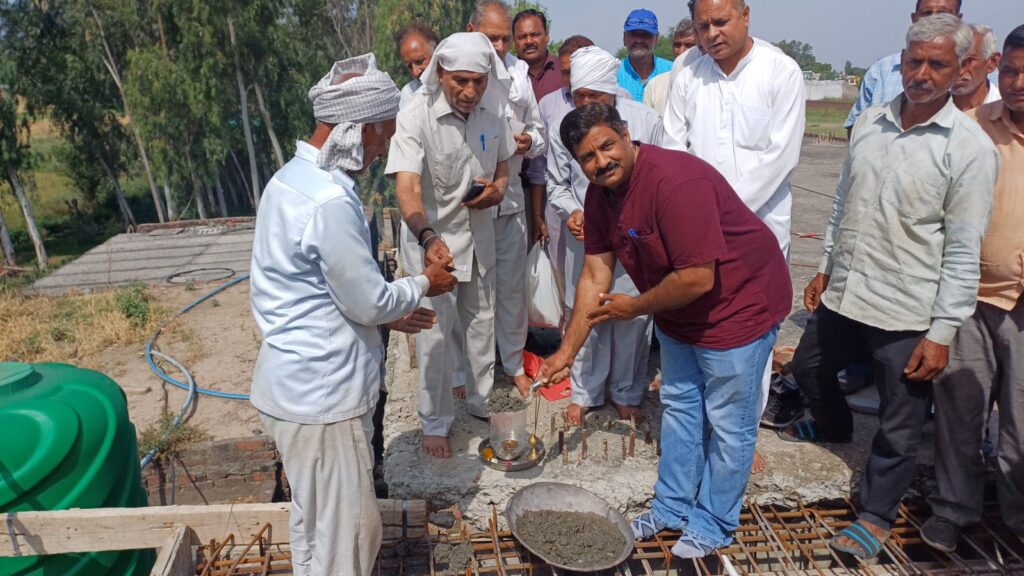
[506,482,635,572]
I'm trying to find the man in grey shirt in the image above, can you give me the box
[780,15,999,559]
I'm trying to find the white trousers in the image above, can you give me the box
[260,411,379,576]
[494,211,529,377]
[416,262,496,435]
[544,202,566,283]
[570,307,653,407]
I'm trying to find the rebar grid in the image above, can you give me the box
[196,499,1024,575]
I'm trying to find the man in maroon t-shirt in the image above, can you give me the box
[539,103,792,557]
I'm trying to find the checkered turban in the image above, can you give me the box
[308,54,401,171]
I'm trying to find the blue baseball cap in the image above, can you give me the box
[624,9,659,35]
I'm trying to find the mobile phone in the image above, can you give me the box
[462,182,487,204]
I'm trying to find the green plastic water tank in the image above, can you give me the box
[0,362,155,576]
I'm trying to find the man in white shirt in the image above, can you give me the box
[387,32,516,458]
[395,23,438,109]
[468,0,547,394]
[665,0,804,258]
[541,45,662,424]
[249,54,456,576]
[537,35,594,284]
[643,19,698,114]
[396,22,471,405]
[952,24,1002,111]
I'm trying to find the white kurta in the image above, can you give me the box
[546,97,663,407]
[664,39,805,255]
[250,141,428,425]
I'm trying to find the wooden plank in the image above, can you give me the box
[1,499,425,557]
[150,526,197,576]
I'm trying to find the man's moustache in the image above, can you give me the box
[596,162,621,178]
[908,81,933,91]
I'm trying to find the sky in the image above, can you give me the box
[538,1,1023,70]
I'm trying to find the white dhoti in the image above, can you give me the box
[260,411,379,576]
[570,303,653,407]
[564,233,652,407]
[493,211,529,377]
[415,261,496,434]
[544,202,566,288]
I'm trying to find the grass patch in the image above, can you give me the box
[0,284,173,369]
[805,102,853,138]
[137,410,210,463]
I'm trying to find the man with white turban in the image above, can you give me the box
[540,45,663,425]
[468,0,547,395]
[386,32,516,458]
[250,53,456,575]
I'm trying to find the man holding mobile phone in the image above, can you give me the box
[469,0,547,397]
[387,32,516,459]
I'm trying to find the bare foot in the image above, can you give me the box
[513,374,533,398]
[751,450,766,475]
[421,435,451,458]
[566,403,591,426]
[610,400,646,425]
[452,386,466,400]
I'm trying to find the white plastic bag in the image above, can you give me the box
[527,242,563,328]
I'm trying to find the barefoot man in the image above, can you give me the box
[542,45,663,425]
[387,32,515,458]
[540,103,790,558]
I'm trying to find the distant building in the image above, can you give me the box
[804,80,848,101]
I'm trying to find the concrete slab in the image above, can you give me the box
[27,224,255,295]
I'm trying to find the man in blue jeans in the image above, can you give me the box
[539,103,792,558]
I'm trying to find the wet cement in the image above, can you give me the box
[515,510,627,569]
[486,385,529,413]
[429,510,456,529]
[432,542,474,572]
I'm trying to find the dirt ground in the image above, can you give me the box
[101,281,265,442]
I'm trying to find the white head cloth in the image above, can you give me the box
[308,53,400,171]
[421,32,511,111]
[570,46,621,95]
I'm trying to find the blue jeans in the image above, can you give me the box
[651,325,778,549]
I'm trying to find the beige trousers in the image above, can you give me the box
[416,261,496,435]
[260,411,379,576]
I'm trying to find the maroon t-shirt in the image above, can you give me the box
[584,144,792,349]
[529,53,563,102]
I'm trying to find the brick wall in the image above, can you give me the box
[142,436,288,505]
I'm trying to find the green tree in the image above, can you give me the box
[774,39,837,79]
[844,60,867,79]
[2,1,139,230]
[0,87,47,270]
[371,0,478,85]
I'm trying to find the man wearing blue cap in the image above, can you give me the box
[618,8,673,101]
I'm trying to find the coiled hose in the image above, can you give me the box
[140,274,251,469]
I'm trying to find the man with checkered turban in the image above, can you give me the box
[249,53,456,575]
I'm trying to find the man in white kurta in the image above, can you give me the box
[538,35,594,289]
[386,32,516,458]
[664,0,804,422]
[544,46,662,423]
[664,0,804,257]
[470,2,547,392]
[250,54,456,576]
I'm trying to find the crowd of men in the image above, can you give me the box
[246,0,1024,572]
